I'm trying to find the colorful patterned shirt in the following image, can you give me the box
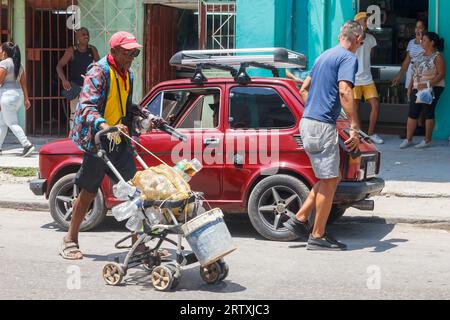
[70,56,150,153]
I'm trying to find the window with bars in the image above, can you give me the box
[200,0,236,50]
[0,0,13,43]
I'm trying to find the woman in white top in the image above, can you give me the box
[392,20,426,87]
[0,42,34,157]
[400,32,446,149]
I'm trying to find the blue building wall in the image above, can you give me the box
[237,0,450,140]
[236,0,309,75]
[429,0,450,140]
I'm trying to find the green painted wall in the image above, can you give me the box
[13,0,26,128]
[429,0,450,140]
[236,0,308,76]
[78,0,145,102]
[13,0,145,129]
[307,0,355,67]
[236,0,277,76]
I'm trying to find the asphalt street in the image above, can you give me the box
[1,208,450,300]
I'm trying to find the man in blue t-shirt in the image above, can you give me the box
[284,21,363,251]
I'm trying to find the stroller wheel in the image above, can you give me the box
[166,263,182,289]
[151,266,174,291]
[217,259,229,281]
[200,261,223,285]
[103,263,124,286]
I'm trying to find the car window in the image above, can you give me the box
[229,87,295,129]
[178,93,220,129]
[146,91,191,122]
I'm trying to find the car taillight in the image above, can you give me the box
[344,153,362,180]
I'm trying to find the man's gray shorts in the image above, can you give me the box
[300,118,339,179]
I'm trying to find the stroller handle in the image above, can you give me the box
[159,123,187,142]
[94,126,120,150]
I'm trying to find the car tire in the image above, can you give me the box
[327,206,347,224]
[308,205,347,228]
[248,174,311,241]
[49,173,107,231]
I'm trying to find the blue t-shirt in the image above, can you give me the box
[303,45,358,124]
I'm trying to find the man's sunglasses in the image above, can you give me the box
[122,49,141,58]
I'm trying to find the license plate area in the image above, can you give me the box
[366,161,377,178]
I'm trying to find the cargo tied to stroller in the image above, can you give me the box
[95,124,236,291]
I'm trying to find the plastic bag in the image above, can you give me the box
[131,164,192,221]
[416,82,434,105]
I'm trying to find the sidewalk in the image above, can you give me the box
[377,134,450,198]
[0,133,449,223]
[0,132,57,168]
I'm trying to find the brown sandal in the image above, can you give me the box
[60,240,83,260]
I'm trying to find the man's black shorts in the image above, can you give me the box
[75,139,137,194]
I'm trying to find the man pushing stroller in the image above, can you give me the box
[60,31,156,260]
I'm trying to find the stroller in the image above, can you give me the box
[94,126,234,291]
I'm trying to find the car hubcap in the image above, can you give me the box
[258,186,302,231]
[55,182,96,224]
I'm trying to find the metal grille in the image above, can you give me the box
[26,0,77,137]
[293,134,304,148]
[77,0,139,55]
[200,1,236,50]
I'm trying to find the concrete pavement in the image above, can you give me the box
[1,207,449,300]
[0,133,450,223]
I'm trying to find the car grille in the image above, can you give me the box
[293,134,304,148]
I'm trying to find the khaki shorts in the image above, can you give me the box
[354,83,379,101]
[300,118,340,180]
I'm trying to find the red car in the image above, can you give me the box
[30,50,384,241]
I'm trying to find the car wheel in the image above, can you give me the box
[49,173,107,231]
[327,206,347,224]
[248,174,310,241]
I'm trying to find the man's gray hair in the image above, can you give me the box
[339,20,363,41]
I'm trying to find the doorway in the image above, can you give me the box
[25,0,76,137]
[144,3,199,92]
[358,0,429,134]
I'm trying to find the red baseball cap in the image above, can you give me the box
[109,31,142,50]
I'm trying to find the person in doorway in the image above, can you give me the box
[400,32,446,149]
[353,12,384,144]
[392,19,427,138]
[60,31,157,260]
[0,42,35,157]
[56,27,100,129]
[283,21,362,251]
[392,20,426,88]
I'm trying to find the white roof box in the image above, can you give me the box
[169,48,307,70]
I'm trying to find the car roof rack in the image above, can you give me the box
[169,48,307,84]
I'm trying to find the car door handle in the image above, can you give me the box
[204,138,220,146]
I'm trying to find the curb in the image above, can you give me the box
[380,192,450,199]
[1,200,450,229]
[339,216,450,229]
[0,201,49,212]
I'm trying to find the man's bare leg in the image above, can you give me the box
[62,189,97,259]
[425,119,435,143]
[295,182,320,222]
[406,117,418,142]
[311,177,340,238]
[367,97,380,136]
